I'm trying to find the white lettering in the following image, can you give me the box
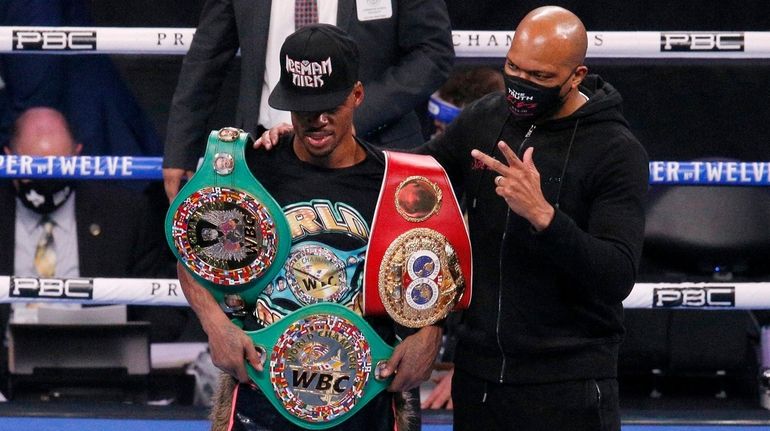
[650,161,664,182]
[106,157,119,175]
[79,155,92,175]
[665,161,680,182]
[705,162,723,182]
[93,156,106,175]
[46,156,55,175]
[121,157,133,176]
[60,156,77,175]
[67,31,94,50]
[19,155,32,175]
[14,31,42,49]
[5,155,18,175]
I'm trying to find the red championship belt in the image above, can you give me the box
[363,151,472,327]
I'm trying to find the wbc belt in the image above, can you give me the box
[165,127,291,306]
[246,302,392,429]
[364,151,472,327]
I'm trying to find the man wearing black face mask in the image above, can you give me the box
[417,6,649,431]
[0,107,183,394]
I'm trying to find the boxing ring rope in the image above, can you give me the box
[3,156,770,186]
[1,276,769,310]
[2,156,770,310]
[1,27,770,59]
[1,27,769,311]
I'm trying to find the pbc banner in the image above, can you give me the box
[12,29,96,51]
[0,276,189,306]
[10,277,93,300]
[660,32,744,52]
[623,282,770,309]
[652,286,735,308]
[2,27,770,58]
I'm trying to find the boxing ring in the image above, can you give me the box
[3,26,770,430]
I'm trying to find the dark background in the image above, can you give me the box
[86,0,770,163]
[3,0,767,404]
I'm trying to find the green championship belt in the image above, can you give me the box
[165,127,291,306]
[246,302,393,429]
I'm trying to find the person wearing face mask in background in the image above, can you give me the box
[0,107,180,398]
[416,6,649,430]
[426,65,504,139]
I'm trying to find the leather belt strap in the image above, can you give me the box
[165,127,292,306]
[246,302,392,429]
[364,151,472,327]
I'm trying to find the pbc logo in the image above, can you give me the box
[12,30,97,51]
[660,32,744,52]
[10,277,94,300]
[653,286,735,308]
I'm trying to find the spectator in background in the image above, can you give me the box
[0,108,183,396]
[427,65,504,138]
[162,0,455,201]
[0,0,163,157]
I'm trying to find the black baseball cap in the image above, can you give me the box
[268,24,360,113]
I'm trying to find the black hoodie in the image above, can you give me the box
[419,75,649,384]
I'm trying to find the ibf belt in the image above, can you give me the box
[246,302,392,429]
[363,151,472,327]
[165,127,291,306]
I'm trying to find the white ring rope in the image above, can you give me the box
[0,276,188,306]
[2,26,768,311]
[3,156,770,186]
[0,276,768,310]
[1,27,770,59]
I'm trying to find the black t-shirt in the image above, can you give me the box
[243,135,393,342]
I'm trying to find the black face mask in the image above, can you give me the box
[15,180,75,214]
[503,71,573,123]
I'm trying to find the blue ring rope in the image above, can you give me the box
[2,156,770,185]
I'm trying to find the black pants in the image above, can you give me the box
[452,368,620,431]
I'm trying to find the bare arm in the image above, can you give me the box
[381,324,443,392]
[176,263,263,382]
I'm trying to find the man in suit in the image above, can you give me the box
[162,0,454,201]
[0,107,184,395]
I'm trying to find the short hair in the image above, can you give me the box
[438,65,505,108]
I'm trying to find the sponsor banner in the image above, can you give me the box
[12,29,96,51]
[0,155,161,180]
[2,27,770,58]
[1,26,195,54]
[624,282,770,309]
[3,277,770,309]
[660,32,743,52]
[0,276,770,310]
[0,276,189,306]
[649,161,770,186]
[652,286,735,308]
[6,156,770,186]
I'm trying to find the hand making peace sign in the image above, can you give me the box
[471,141,556,232]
